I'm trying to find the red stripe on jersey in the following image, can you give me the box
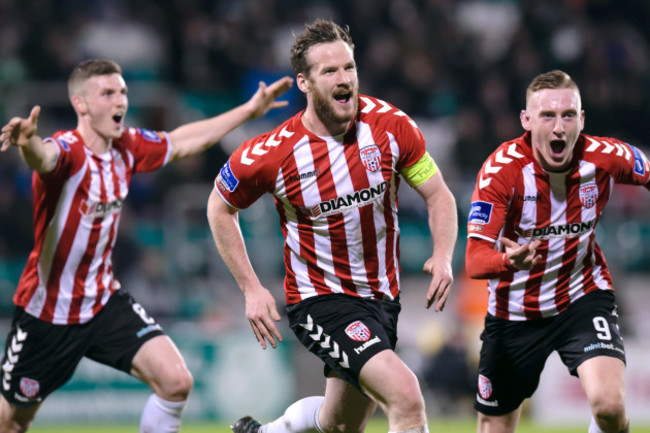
[554,174,583,312]
[494,279,513,320]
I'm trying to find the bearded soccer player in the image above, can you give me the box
[207,19,457,433]
[466,70,650,433]
[0,59,292,432]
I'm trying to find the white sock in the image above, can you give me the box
[260,396,325,433]
[139,393,187,433]
[589,417,605,433]
[389,425,429,433]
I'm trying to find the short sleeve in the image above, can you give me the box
[127,128,172,173]
[214,134,277,209]
[394,115,427,171]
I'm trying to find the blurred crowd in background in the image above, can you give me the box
[1,0,650,414]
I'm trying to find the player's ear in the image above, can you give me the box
[296,73,310,94]
[71,95,88,115]
[520,110,531,131]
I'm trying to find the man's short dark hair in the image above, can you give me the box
[290,19,354,77]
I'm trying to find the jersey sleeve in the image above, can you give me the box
[214,133,277,209]
[612,141,650,186]
[466,158,513,243]
[39,131,83,180]
[127,128,172,173]
[393,114,427,171]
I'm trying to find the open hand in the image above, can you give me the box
[423,257,454,312]
[245,286,283,349]
[247,77,294,120]
[1,106,40,151]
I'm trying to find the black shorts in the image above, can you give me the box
[0,290,165,406]
[474,289,625,416]
[287,294,400,391]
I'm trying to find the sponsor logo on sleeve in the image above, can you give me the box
[217,161,239,193]
[629,144,646,176]
[138,128,163,143]
[468,201,493,225]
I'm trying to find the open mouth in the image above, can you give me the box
[112,113,124,124]
[550,139,566,157]
[334,92,352,104]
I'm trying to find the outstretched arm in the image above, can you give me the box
[168,77,293,162]
[415,172,458,312]
[1,106,59,173]
[206,188,283,349]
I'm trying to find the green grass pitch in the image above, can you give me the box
[27,418,650,433]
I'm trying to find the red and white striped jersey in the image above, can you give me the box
[15,128,171,324]
[467,132,650,320]
[215,95,428,305]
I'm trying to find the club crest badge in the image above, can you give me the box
[20,377,40,398]
[579,184,598,209]
[345,320,371,342]
[359,145,382,173]
[478,374,493,399]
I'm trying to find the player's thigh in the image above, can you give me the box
[358,349,423,409]
[577,356,626,410]
[0,395,41,431]
[477,408,521,433]
[319,372,376,433]
[86,290,166,373]
[86,290,192,398]
[130,335,193,398]
[556,290,625,376]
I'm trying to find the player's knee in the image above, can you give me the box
[389,374,425,420]
[592,394,626,426]
[161,368,194,400]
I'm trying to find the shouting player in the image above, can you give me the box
[207,19,457,433]
[0,59,292,432]
[466,70,650,433]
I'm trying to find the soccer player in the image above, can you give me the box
[466,70,650,433]
[0,59,292,432]
[207,19,457,433]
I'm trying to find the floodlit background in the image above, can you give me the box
[1,0,650,429]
